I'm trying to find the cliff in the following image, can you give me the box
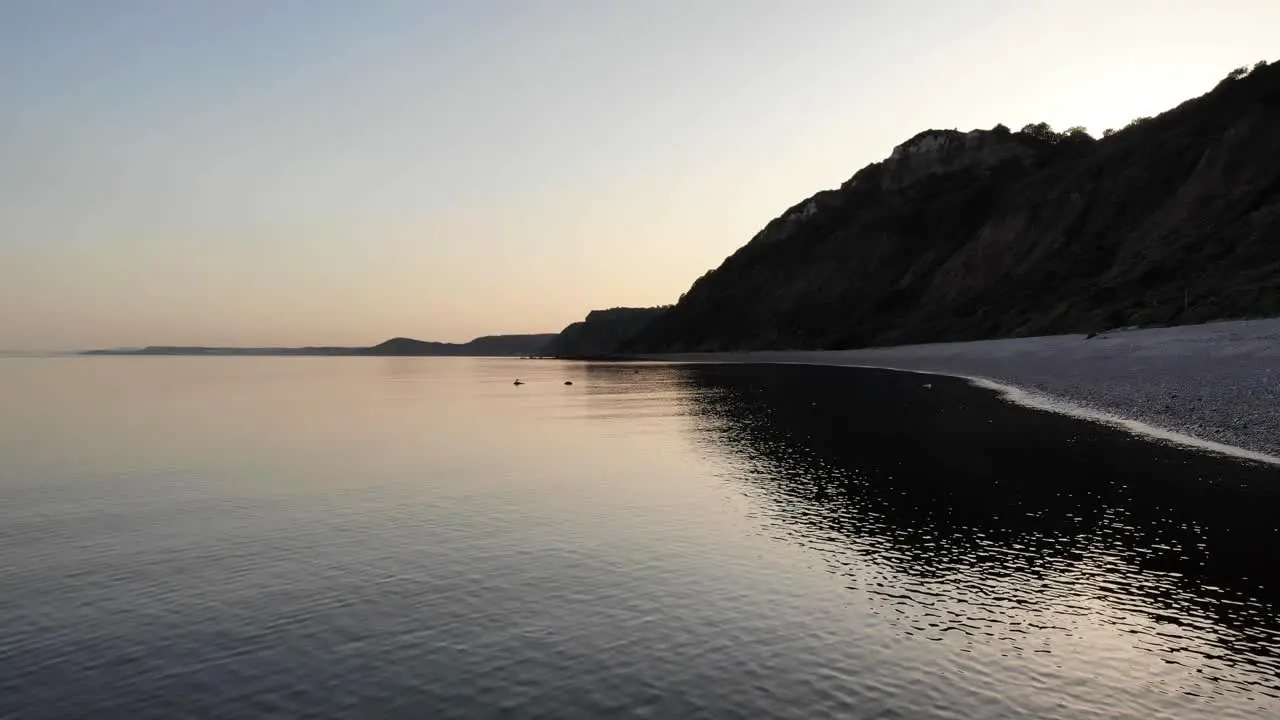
[461,334,557,356]
[628,61,1280,352]
[546,307,668,357]
[368,334,556,356]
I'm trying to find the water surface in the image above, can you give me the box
[0,358,1277,719]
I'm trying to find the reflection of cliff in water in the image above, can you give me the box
[674,363,1280,699]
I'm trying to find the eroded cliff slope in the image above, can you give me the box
[628,62,1280,352]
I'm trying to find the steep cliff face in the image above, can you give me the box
[546,307,667,357]
[628,63,1280,352]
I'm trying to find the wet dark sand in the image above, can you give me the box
[647,317,1280,461]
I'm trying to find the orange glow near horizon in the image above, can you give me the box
[2,0,1278,349]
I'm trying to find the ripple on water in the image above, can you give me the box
[0,358,1277,719]
[679,363,1280,713]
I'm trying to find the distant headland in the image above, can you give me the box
[83,334,557,357]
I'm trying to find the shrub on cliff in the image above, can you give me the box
[1018,122,1061,143]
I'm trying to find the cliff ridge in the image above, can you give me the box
[627,61,1280,352]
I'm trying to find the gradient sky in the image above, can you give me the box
[2,0,1277,349]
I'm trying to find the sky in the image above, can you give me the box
[2,0,1277,350]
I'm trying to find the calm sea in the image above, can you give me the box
[1,357,1277,719]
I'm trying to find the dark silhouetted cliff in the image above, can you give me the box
[367,334,555,356]
[460,334,557,356]
[627,62,1280,352]
[546,307,668,357]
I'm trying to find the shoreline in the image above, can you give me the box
[637,317,1280,466]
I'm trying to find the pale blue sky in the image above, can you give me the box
[2,0,1277,349]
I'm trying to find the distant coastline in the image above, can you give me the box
[82,334,556,358]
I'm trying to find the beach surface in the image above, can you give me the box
[645,317,1280,463]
